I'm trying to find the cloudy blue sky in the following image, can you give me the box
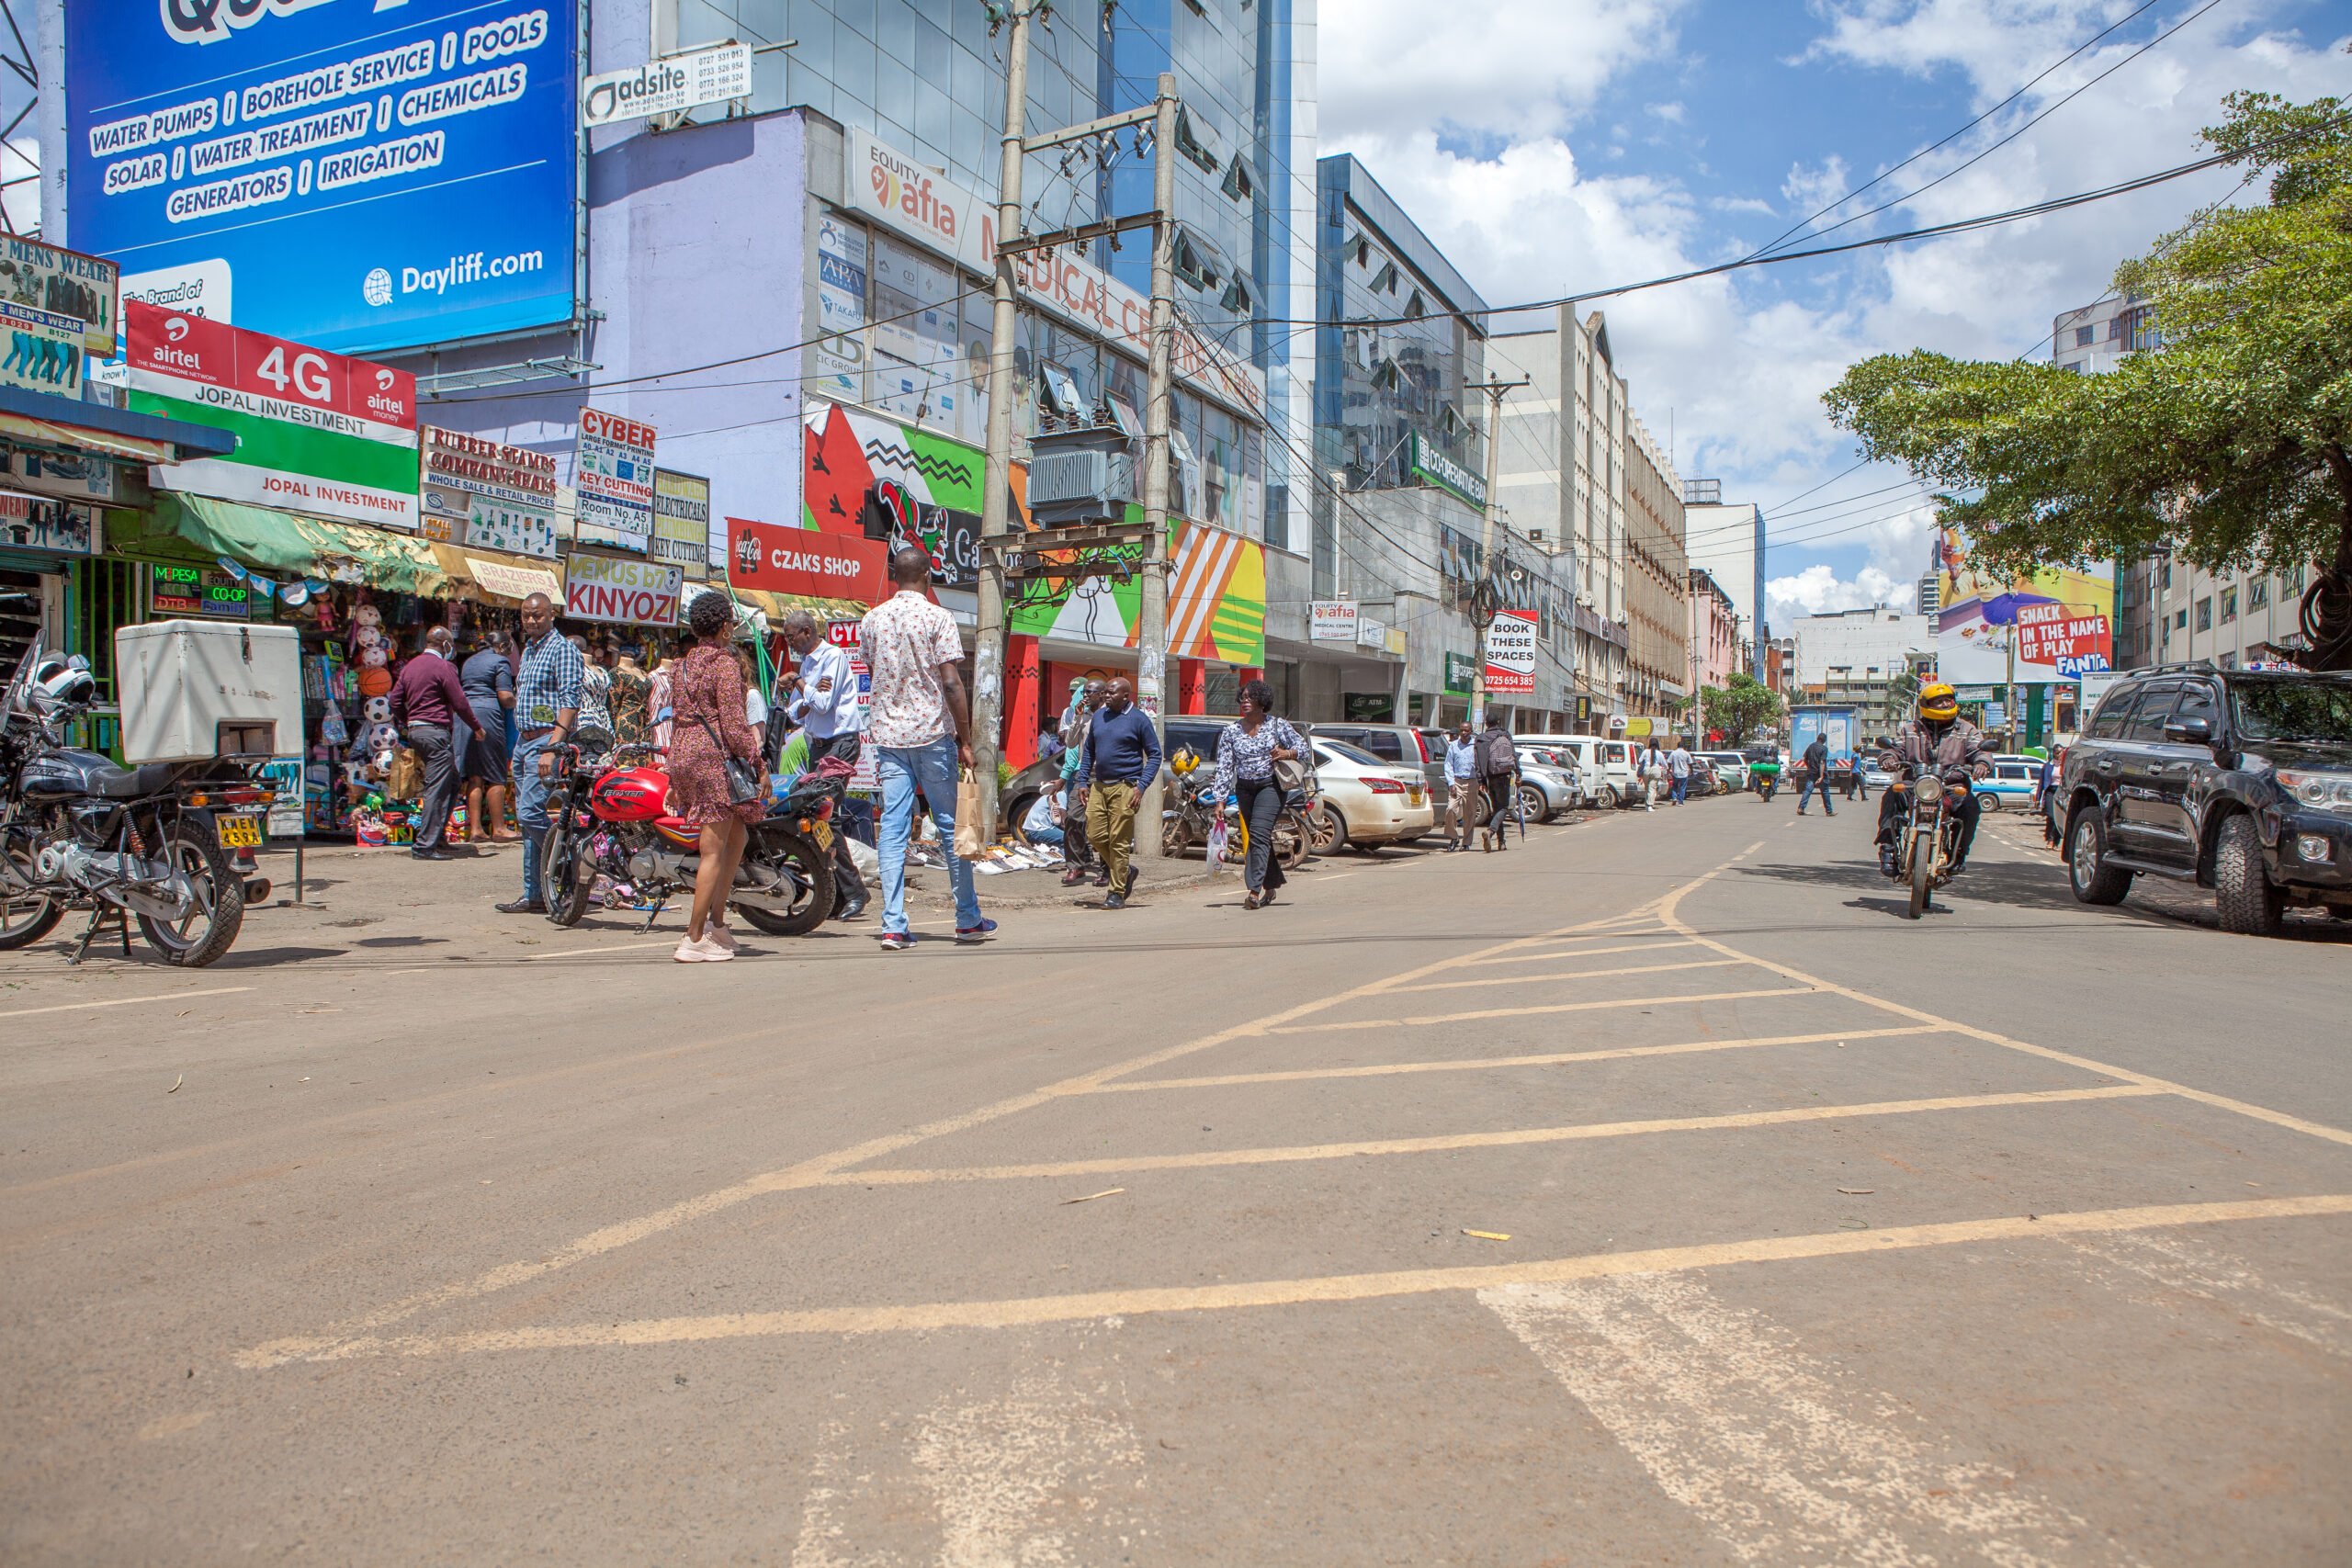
[1319,0,2352,631]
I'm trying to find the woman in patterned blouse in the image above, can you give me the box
[1213,678,1306,909]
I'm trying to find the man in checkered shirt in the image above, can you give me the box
[498,592,582,914]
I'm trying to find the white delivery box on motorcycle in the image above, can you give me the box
[116,620,304,763]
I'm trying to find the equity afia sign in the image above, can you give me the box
[726,516,888,603]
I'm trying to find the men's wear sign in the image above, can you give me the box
[420,425,558,557]
[123,299,420,530]
[66,0,576,355]
[727,516,888,603]
[1484,608,1536,695]
[0,237,119,356]
[0,492,97,556]
[650,468,711,578]
[564,553,683,626]
[1308,600,1358,642]
[572,408,656,550]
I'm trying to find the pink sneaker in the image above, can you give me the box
[706,921,739,953]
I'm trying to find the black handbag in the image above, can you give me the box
[694,715,763,807]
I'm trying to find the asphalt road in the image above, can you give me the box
[4,792,2346,1565]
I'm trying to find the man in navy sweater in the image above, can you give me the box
[1072,676,1161,908]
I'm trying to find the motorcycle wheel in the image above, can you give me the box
[731,836,834,937]
[540,817,594,927]
[1274,808,1311,871]
[1591,784,1616,810]
[138,828,244,967]
[1907,833,1933,919]
[0,838,62,950]
[1162,813,1190,859]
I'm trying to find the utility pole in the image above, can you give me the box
[1468,375,1528,729]
[1134,72,1179,858]
[970,0,1033,846]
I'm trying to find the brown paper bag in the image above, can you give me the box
[954,767,987,860]
[387,747,424,801]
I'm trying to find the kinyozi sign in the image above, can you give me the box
[563,552,683,625]
[420,425,558,557]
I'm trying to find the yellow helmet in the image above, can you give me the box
[1170,746,1199,774]
[1917,682,1959,721]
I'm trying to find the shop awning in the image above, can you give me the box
[126,493,566,604]
[684,581,867,626]
[0,387,237,464]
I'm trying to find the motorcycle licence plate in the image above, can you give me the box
[216,814,263,849]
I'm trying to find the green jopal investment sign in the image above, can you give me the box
[1443,650,1476,694]
[1410,431,1487,509]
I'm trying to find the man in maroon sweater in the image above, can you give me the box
[389,625,487,860]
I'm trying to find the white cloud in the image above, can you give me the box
[1780,154,1850,217]
[1769,562,1905,624]
[1645,100,1688,124]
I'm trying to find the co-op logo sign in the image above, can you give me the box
[160,0,337,47]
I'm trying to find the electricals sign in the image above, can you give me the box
[727,516,888,603]
[65,0,576,355]
[124,299,420,530]
[1484,608,1536,695]
[650,468,711,579]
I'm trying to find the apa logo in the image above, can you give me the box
[165,317,191,342]
[162,0,339,47]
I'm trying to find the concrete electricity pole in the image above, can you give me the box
[1468,375,1528,729]
[1134,72,1179,858]
[970,0,1033,844]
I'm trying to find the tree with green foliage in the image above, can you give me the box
[1698,672,1785,745]
[1824,81,2352,667]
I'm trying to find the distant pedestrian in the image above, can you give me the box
[1476,710,1518,852]
[1668,738,1692,805]
[1074,676,1161,907]
[859,545,986,951]
[1023,778,1069,848]
[1795,733,1836,817]
[778,608,866,919]
[1642,741,1666,812]
[571,635,615,757]
[497,592,582,915]
[459,628,520,844]
[1443,720,1479,852]
[1212,677,1306,909]
[390,625,487,862]
[1058,679,1108,886]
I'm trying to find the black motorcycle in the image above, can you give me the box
[0,646,272,966]
[1884,771,1972,919]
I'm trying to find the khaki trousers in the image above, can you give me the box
[1085,780,1140,892]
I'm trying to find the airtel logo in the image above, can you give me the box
[165,317,191,342]
[375,369,395,390]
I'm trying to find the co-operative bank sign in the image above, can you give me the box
[64,0,576,355]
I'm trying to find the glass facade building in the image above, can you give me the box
[667,0,1316,550]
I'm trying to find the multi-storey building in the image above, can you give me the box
[1683,482,1767,675]
[1690,568,1741,694]
[1623,416,1689,724]
[2154,555,2316,670]
[2051,293,2158,377]
[1792,606,1933,734]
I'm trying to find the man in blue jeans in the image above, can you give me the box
[497,593,581,914]
[1794,733,1835,817]
[859,546,988,951]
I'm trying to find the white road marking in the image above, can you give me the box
[0,985,251,1021]
[1483,1273,2132,1566]
[2066,1228,2351,1358]
[518,939,680,961]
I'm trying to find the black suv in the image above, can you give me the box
[2058,662,2352,933]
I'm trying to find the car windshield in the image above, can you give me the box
[1318,739,1385,766]
[2232,679,2352,743]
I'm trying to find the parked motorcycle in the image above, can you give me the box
[537,742,837,936]
[1161,751,1310,871]
[0,645,271,966]
[1885,773,1970,919]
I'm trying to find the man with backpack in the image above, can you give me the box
[1476,709,1520,852]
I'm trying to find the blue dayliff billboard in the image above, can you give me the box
[66,0,575,355]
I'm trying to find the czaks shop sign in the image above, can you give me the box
[1308,600,1358,642]
[573,407,656,550]
[1484,607,1537,695]
[564,552,683,626]
[727,515,889,603]
[1410,431,1487,510]
[650,468,711,579]
[124,299,420,530]
[420,425,559,558]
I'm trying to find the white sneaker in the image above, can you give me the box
[673,934,733,962]
[707,921,739,953]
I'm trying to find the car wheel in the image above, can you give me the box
[1307,802,1346,855]
[1517,783,1547,824]
[2213,812,2285,936]
[2067,809,2132,906]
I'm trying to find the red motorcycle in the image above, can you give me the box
[537,742,840,936]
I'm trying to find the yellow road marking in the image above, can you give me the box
[1466,940,1700,966]
[1091,1026,1947,1093]
[240,1194,2352,1364]
[518,939,681,961]
[1385,959,1748,994]
[1267,987,1815,1033]
[1655,886,2352,1148]
[823,1085,2165,1189]
[0,985,252,1021]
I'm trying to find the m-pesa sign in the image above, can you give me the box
[123,298,420,529]
[727,516,889,603]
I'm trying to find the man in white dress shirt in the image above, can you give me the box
[779,609,867,919]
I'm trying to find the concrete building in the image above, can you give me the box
[2051,293,2157,377]
[1690,568,1740,694]
[1622,415,1688,723]
[2154,555,2317,671]
[1792,606,1933,734]
[1683,482,1766,675]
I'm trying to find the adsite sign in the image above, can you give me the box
[727,516,888,603]
[65,0,576,355]
[123,298,420,530]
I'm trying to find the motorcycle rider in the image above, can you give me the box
[1876,682,1992,877]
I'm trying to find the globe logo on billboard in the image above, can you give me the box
[363,267,393,308]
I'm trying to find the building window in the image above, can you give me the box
[2175,607,2188,629]
[2285,559,2306,594]
[2195,597,2211,632]
[2220,587,2236,624]
[2249,579,2269,611]
[2160,561,2171,589]
[2075,325,2095,347]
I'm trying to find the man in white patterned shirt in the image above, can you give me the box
[857,547,987,951]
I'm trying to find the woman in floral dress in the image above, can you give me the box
[667,596,765,961]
